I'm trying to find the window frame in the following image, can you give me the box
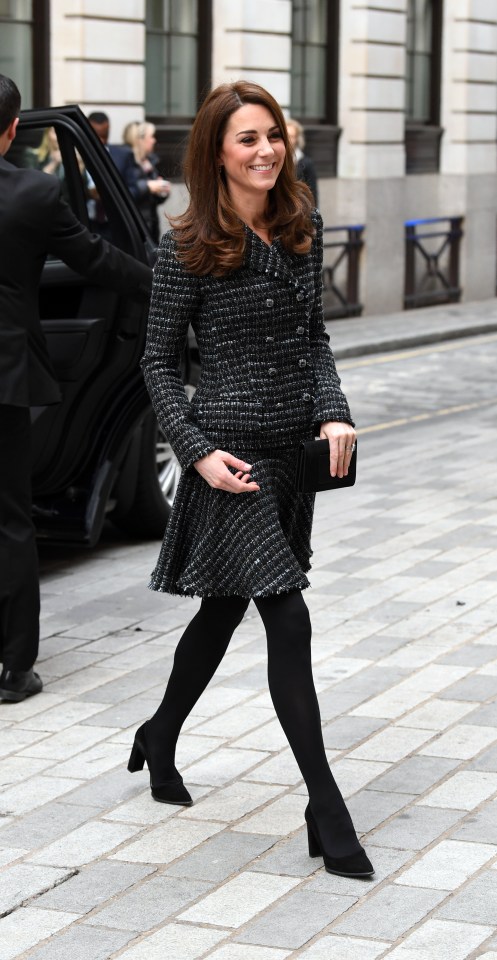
[290,0,340,178]
[144,0,212,180]
[405,0,444,174]
[0,0,50,107]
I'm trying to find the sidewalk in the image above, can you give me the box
[327,297,497,358]
[0,309,497,959]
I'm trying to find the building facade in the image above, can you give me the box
[1,0,496,315]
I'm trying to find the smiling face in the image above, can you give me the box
[218,103,286,206]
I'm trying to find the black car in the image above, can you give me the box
[11,106,192,546]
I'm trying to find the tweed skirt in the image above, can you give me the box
[149,443,316,598]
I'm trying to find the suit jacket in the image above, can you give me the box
[0,154,152,407]
[141,210,353,470]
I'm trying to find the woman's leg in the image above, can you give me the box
[145,595,250,780]
[254,590,362,858]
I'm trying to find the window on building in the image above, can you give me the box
[290,0,339,176]
[405,0,443,173]
[0,1,49,107]
[145,0,211,178]
[146,0,199,117]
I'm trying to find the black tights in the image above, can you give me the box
[147,590,360,856]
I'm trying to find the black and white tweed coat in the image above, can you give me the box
[141,210,354,597]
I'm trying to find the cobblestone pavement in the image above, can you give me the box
[1,334,497,959]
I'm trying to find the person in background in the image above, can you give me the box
[128,81,373,881]
[88,110,134,180]
[0,75,152,703]
[286,117,318,207]
[126,121,170,244]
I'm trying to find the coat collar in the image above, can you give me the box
[243,224,298,282]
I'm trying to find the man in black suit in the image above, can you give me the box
[0,74,152,702]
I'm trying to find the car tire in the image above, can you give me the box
[112,409,181,538]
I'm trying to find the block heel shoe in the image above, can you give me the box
[127,722,193,806]
[305,804,374,879]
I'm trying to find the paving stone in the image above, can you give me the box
[308,845,412,894]
[318,666,410,720]
[464,700,497,726]
[345,634,411,660]
[437,871,497,924]
[46,739,127,780]
[114,923,227,960]
[250,829,320,878]
[237,887,356,949]
[384,917,492,960]
[347,789,417,832]
[351,665,471,720]
[332,884,446,940]
[436,644,497,667]
[452,799,497,844]
[298,934,390,960]
[419,723,497,760]
[438,674,497,701]
[367,755,459,795]
[179,781,283,823]
[18,924,135,960]
[35,860,155,913]
[18,700,109,732]
[178,872,300,928]
[59,765,145,811]
[394,839,496,890]
[85,874,213,931]
[165,830,276,882]
[111,817,223,864]
[183,748,270,786]
[368,804,463,850]
[329,758,391,798]
[417,770,497,810]
[0,906,79,960]
[243,748,301,785]
[19,724,119,762]
[208,946,291,960]
[30,820,140,867]
[232,793,305,836]
[0,864,74,916]
[322,716,386,749]
[0,802,95,850]
[396,698,477,731]
[0,775,84,816]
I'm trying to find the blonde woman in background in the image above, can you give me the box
[127,121,171,243]
[286,117,318,207]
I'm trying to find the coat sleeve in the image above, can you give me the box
[309,211,354,428]
[140,233,217,470]
[46,184,152,300]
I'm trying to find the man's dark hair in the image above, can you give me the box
[0,74,21,135]
[88,111,109,125]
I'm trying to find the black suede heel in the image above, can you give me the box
[305,804,374,879]
[127,722,193,806]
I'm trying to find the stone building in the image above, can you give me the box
[1,0,496,315]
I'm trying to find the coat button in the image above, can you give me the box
[266,336,274,343]
[296,291,304,301]
[276,402,284,408]
[303,392,311,401]
[268,367,277,375]
[299,358,307,368]
[266,298,274,307]
[296,325,305,335]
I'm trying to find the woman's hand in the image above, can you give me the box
[194,449,260,493]
[319,421,356,479]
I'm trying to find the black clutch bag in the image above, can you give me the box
[295,439,357,493]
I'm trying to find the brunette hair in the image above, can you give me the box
[170,81,314,276]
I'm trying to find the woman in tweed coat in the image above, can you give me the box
[128,82,374,879]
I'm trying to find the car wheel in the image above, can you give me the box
[111,408,182,538]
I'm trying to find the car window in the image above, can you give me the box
[9,122,123,248]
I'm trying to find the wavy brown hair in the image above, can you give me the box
[169,81,314,276]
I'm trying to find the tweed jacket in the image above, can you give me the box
[141,210,353,470]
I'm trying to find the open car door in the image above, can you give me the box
[11,107,169,545]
